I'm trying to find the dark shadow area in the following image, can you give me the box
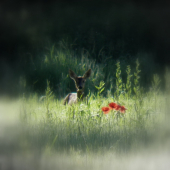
[1,0,170,96]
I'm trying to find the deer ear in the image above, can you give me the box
[69,69,77,80]
[83,69,91,79]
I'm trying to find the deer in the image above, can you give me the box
[63,69,91,105]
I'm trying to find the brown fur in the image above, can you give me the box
[63,69,91,105]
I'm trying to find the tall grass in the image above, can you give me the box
[11,59,168,156]
[21,45,104,98]
[21,45,160,101]
[1,57,169,170]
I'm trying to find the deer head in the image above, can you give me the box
[69,69,91,92]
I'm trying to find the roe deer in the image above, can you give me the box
[63,69,91,105]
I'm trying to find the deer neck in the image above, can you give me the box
[77,89,84,100]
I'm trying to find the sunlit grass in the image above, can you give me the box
[1,90,168,154]
[1,62,170,170]
[0,90,170,169]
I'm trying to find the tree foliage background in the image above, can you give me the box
[0,0,170,96]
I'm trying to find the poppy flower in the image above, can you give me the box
[120,106,127,113]
[101,107,110,114]
[115,104,121,111]
[109,102,121,111]
[108,102,118,110]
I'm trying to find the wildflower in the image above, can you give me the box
[120,106,127,113]
[108,102,118,110]
[115,104,121,111]
[109,102,121,111]
[101,107,110,114]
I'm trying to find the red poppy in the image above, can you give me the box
[120,106,127,113]
[101,107,110,114]
[108,102,118,110]
[109,102,121,111]
[115,104,121,111]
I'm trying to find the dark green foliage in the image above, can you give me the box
[133,59,141,99]
[126,65,132,100]
[114,61,123,101]
[1,2,167,97]
[22,46,104,98]
[19,45,164,101]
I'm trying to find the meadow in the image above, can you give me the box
[0,48,170,170]
[1,1,170,169]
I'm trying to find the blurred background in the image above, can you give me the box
[1,1,170,169]
[0,0,170,97]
